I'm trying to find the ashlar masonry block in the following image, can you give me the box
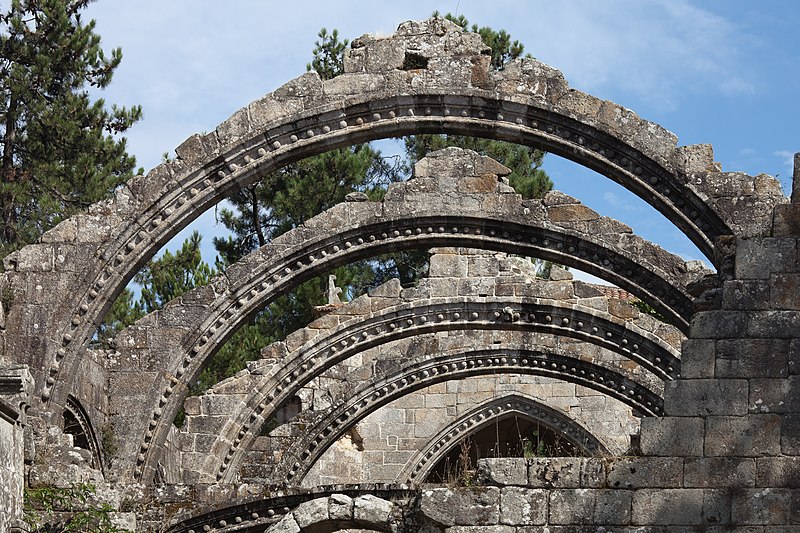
[663,379,748,416]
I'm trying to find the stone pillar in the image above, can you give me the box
[0,366,33,533]
[793,152,800,203]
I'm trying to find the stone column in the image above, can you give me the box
[0,366,33,533]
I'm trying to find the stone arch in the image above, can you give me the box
[52,151,704,417]
[265,494,397,533]
[174,263,678,484]
[270,348,658,484]
[106,166,693,482]
[179,323,662,484]
[63,394,103,471]
[17,15,782,423]
[397,393,608,484]
[163,490,409,533]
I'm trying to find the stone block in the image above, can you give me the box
[607,299,639,319]
[549,489,631,525]
[722,280,770,310]
[781,413,800,455]
[772,203,800,236]
[293,498,329,529]
[640,417,704,456]
[749,378,797,413]
[328,493,353,521]
[731,488,791,525]
[581,458,607,488]
[705,415,782,456]
[270,513,300,533]
[475,458,527,486]
[429,253,468,278]
[684,457,756,488]
[703,489,733,526]
[692,310,751,338]
[631,488,703,525]
[353,494,393,527]
[770,274,800,310]
[717,339,789,378]
[527,458,581,488]
[735,238,796,279]
[418,488,500,527]
[607,457,683,488]
[594,490,633,525]
[746,311,800,338]
[547,489,593,525]
[681,339,716,378]
[499,487,547,525]
[663,379,748,416]
[548,204,599,223]
[756,457,800,488]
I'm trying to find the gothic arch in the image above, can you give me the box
[269,349,657,484]
[96,156,693,482]
[20,16,782,424]
[49,165,703,412]
[176,282,676,484]
[397,393,608,484]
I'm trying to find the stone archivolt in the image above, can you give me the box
[173,248,679,484]
[104,148,698,483]
[0,16,797,532]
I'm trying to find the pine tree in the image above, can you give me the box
[0,0,142,259]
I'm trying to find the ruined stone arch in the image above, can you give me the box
[1,16,796,531]
[164,491,406,533]
[63,394,103,471]
[171,255,678,484]
[160,294,677,483]
[397,393,608,484]
[20,15,784,427]
[104,157,695,482]
[61,148,704,422]
[272,349,652,485]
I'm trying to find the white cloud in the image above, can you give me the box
[84,0,762,170]
[774,150,796,178]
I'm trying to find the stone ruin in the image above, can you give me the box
[1,16,799,531]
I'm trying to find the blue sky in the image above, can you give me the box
[85,0,799,275]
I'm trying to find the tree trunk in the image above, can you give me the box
[1,93,18,247]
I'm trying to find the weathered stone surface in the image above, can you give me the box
[3,14,799,532]
[527,458,582,488]
[418,488,500,527]
[731,489,792,525]
[705,415,782,456]
[631,489,704,525]
[353,494,394,527]
[476,458,527,486]
[684,457,756,488]
[293,497,329,529]
[756,457,800,487]
[640,417,704,456]
[499,487,547,525]
[607,457,683,489]
[663,379,748,416]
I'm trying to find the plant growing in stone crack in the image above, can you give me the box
[23,483,130,532]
